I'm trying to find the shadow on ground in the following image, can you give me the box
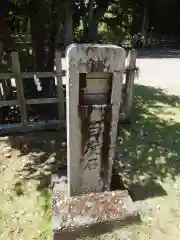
[4,84,180,201]
[115,84,180,201]
[1,83,180,238]
[5,130,67,193]
[54,215,141,240]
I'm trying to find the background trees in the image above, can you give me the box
[1,0,180,59]
[0,0,179,95]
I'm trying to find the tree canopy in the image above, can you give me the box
[0,0,179,95]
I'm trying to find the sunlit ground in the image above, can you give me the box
[1,84,180,239]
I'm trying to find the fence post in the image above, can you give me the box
[0,79,8,101]
[55,51,65,120]
[11,51,27,125]
[122,49,137,121]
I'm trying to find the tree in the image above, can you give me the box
[0,0,15,53]
[74,0,111,42]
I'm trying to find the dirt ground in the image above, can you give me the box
[0,131,66,240]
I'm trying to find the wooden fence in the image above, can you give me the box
[0,49,137,135]
[145,34,180,47]
[0,51,65,135]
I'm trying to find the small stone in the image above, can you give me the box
[156,204,161,210]
[48,156,55,163]
[0,137,9,141]
[3,152,11,158]
[112,191,116,197]
[3,146,12,152]
[61,142,66,147]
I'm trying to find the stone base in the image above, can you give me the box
[52,175,138,238]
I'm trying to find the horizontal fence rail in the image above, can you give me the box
[0,71,66,80]
[0,49,137,135]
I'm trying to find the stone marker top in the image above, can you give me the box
[66,43,125,52]
[66,44,126,74]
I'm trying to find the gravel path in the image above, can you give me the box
[136,49,180,95]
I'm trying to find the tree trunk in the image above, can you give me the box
[83,0,110,43]
[28,0,57,100]
[45,0,60,95]
[141,0,149,42]
[46,0,58,71]
[30,18,46,71]
[88,21,98,42]
[29,0,46,72]
[64,1,73,47]
[0,11,14,53]
[87,0,95,41]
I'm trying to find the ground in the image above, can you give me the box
[0,132,66,240]
[1,48,180,239]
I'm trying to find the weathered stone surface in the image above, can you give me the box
[53,44,137,238]
[66,44,126,196]
[52,189,137,233]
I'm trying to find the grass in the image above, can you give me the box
[0,131,66,240]
[0,145,51,239]
[1,84,180,239]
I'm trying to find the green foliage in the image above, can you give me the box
[2,0,180,51]
[98,0,134,45]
